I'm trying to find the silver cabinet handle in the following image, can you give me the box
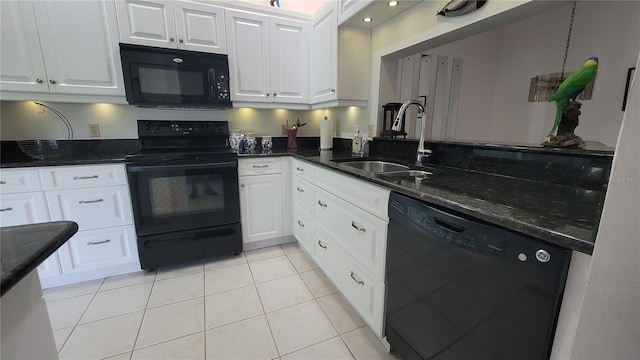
[317,200,327,208]
[317,240,327,249]
[49,79,57,84]
[36,78,44,84]
[297,220,304,227]
[296,187,304,192]
[266,93,270,97]
[350,271,364,286]
[169,37,175,42]
[74,175,98,180]
[0,207,13,212]
[87,239,111,246]
[331,89,336,93]
[351,221,366,233]
[252,164,269,168]
[0,180,6,184]
[296,167,304,172]
[273,93,277,97]
[79,199,103,204]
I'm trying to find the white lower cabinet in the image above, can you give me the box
[291,157,390,337]
[58,226,137,274]
[0,164,140,288]
[238,158,292,249]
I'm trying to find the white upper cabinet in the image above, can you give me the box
[225,9,308,105]
[0,1,48,93]
[0,0,124,96]
[116,0,226,54]
[310,3,338,104]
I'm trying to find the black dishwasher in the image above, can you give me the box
[385,192,571,360]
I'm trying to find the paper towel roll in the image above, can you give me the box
[320,117,334,150]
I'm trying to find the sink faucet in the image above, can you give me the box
[391,100,432,166]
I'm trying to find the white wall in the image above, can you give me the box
[489,1,639,146]
[370,1,639,147]
[0,100,368,141]
[570,49,640,360]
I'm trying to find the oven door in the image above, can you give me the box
[127,161,240,236]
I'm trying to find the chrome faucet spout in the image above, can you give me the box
[391,100,431,166]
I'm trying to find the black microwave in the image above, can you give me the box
[119,43,232,108]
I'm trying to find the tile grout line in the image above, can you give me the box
[246,250,281,357]
[129,269,157,357]
[55,278,106,355]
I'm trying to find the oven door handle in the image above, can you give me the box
[127,161,237,172]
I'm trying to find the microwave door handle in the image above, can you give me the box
[208,69,216,99]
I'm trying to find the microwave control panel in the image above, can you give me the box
[215,74,230,100]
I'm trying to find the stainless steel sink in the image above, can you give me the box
[339,161,409,173]
[379,170,435,182]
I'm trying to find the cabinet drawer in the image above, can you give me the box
[292,176,313,219]
[314,166,389,220]
[39,164,128,190]
[0,169,42,193]
[46,185,134,231]
[59,226,137,273]
[291,158,314,182]
[313,229,385,336]
[0,192,49,227]
[238,158,282,176]
[292,212,314,256]
[314,186,387,280]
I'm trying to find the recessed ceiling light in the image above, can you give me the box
[363,17,373,22]
[388,1,399,7]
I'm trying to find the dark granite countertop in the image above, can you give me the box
[1,221,78,296]
[241,148,603,255]
[2,139,608,255]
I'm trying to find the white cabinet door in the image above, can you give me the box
[58,226,137,274]
[225,9,271,103]
[115,0,177,48]
[46,185,134,231]
[0,169,43,194]
[270,17,309,103]
[0,192,48,228]
[174,0,226,53]
[0,1,48,93]
[310,3,337,103]
[32,0,124,96]
[239,174,283,243]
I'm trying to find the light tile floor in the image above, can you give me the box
[45,243,398,360]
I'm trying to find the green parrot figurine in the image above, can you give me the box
[548,57,599,136]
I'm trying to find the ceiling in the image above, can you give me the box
[340,0,424,29]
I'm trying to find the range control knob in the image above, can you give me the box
[535,249,551,263]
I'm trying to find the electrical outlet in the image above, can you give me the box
[89,124,100,137]
[368,124,374,136]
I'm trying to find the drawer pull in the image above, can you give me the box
[317,200,327,208]
[317,240,327,249]
[351,221,366,233]
[252,164,269,168]
[296,167,304,172]
[0,207,13,212]
[74,175,99,180]
[87,239,111,246]
[0,180,6,184]
[79,199,104,204]
[297,220,305,227]
[296,187,304,192]
[350,271,365,286]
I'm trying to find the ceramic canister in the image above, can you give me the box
[261,135,272,151]
[229,130,243,151]
[245,132,256,150]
